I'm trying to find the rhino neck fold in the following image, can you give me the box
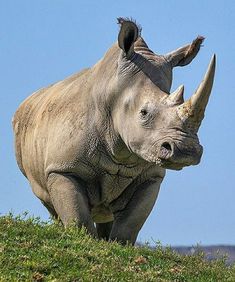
[100,121,141,166]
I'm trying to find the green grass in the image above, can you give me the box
[0,214,234,281]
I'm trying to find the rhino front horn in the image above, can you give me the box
[177,54,216,131]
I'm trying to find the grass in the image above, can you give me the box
[0,214,234,281]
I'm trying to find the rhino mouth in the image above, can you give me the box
[156,156,200,170]
[156,158,185,170]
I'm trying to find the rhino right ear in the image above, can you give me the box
[165,36,205,67]
[117,17,139,59]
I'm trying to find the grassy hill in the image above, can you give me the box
[0,215,234,281]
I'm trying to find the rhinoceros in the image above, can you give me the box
[13,18,215,244]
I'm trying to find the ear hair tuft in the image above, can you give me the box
[117,17,142,36]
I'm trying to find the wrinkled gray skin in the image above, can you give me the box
[13,18,215,244]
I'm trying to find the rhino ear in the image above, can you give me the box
[117,17,139,58]
[165,36,205,67]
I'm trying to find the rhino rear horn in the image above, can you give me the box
[168,85,184,105]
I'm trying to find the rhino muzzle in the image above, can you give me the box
[157,140,203,170]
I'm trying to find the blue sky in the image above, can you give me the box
[1,1,235,246]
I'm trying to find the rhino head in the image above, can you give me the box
[108,18,216,170]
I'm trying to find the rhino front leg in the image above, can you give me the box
[96,221,113,240]
[109,179,162,245]
[47,173,97,236]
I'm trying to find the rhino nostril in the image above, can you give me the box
[161,142,172,152]
[159,142,173,160]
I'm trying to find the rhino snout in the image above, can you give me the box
[157,140,203,169]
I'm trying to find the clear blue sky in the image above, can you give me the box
[1,1,235,246]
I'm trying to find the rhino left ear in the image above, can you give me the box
[165,36,205,67]
[117,17,139,59]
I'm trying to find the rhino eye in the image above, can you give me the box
[139,106,156,127]
[140,109,148,116]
